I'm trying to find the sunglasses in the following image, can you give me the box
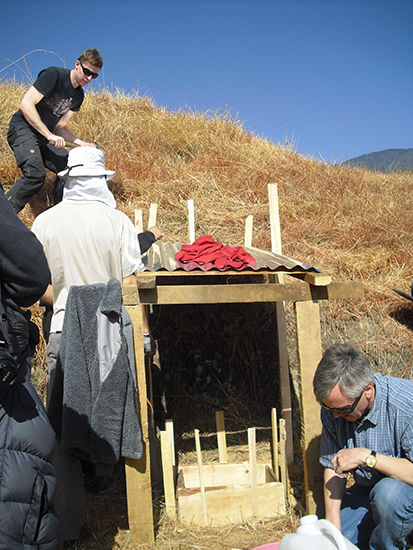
[322,391,364,415]
[78,60,99,79]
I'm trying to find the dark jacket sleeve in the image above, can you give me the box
[138,231,156,255]
[0,187,51,309]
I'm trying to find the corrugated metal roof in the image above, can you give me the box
[141,241,320,274]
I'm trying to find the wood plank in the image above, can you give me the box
[123,303,154,544]
[271,408,279,481]
[268,184,282,255]
[134,209,143,233]
[275,298,293,462]
[137,275,157,289]
[248,428,259,515]
[244,215,253,247]
[148,203,157,228]
[188,199,195,244]
[177,482,286,525]
[160,430,177,518]
[279,419,289,505]
[295,300,324,516]
[135,281,363,305]
[215,411,228,463]
[165,419,176,466]
[303,272,332,286]
[194,429,208,525]
[181,463,271,487]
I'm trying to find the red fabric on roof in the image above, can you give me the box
[175,235,256,271]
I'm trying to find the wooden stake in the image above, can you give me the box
[134,209,143,233]
[244,214,253,247]
[248,427,258,516]
[268,184,282,255]
[195,429,208,525]
[279,419,289,505]
[165,419,176,467]
[268,183,294,462]
[271,408,279,481]
[148,203,158,228]
[188,199,195,243]
[215,411,228,463]
[124,301,154,544]
[295,300,324,514]
[160,430,177,518]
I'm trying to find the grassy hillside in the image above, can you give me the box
[1,80,413,548]
[2,80,413,363]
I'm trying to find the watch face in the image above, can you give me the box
[366,455,377,467]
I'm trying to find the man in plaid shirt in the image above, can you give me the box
[313,343,413,550]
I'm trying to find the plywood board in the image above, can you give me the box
[178,482,286,525]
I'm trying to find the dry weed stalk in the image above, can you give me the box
[1,80,413,548]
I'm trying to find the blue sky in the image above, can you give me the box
[1,0,412,163]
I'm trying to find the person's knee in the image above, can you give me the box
[22,157,47,183]
[370,478,409,521]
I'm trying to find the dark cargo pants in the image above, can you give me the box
[6,124,68,212]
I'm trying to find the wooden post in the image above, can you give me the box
[295,300,324,515]
[248,427,258,516]
[268,183,294,462]
[279,418,290,505]
[134,209,143,233]
[160,430,177,518]
[148,203,158,228]
[271,408,279,481]
[123,301,154,544]
[195,429,208,525]
[165,419,176,466]
[188,199,195,244]
[244,214,253,247]
[216,411,228,463]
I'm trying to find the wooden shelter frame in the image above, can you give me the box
[122,186,363,544]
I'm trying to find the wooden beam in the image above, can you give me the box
[129,281,363,306]
[295,300,324,516]
[275,299,294,462]
[302,272,332,286]
[123,303,154,544]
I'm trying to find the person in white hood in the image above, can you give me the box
[32,146,147,546]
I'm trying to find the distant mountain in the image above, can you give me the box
[345,148,413,172]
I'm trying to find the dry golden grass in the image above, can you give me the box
[1,80,413,548]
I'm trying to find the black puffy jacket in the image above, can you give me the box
[0,378,61,550]
[0,187,62,549]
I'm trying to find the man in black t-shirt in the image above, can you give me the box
[6,48,103,213]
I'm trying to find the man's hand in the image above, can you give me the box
[331,448,371,475]
[50,135,66,149]
[148,226,165,240]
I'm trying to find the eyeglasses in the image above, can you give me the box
[322,391,364,415]
[78,60,99,79]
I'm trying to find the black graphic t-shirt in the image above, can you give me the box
[9,66,84,132]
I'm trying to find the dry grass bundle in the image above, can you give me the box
[1,79,413,548]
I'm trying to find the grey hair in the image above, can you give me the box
[313,344,375,405]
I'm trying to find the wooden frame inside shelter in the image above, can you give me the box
[122,185,364,544]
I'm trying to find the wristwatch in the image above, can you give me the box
[365,450,377,468]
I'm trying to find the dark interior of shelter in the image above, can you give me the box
[149,301,284,449]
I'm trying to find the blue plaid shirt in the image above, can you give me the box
[319,373,413,486]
